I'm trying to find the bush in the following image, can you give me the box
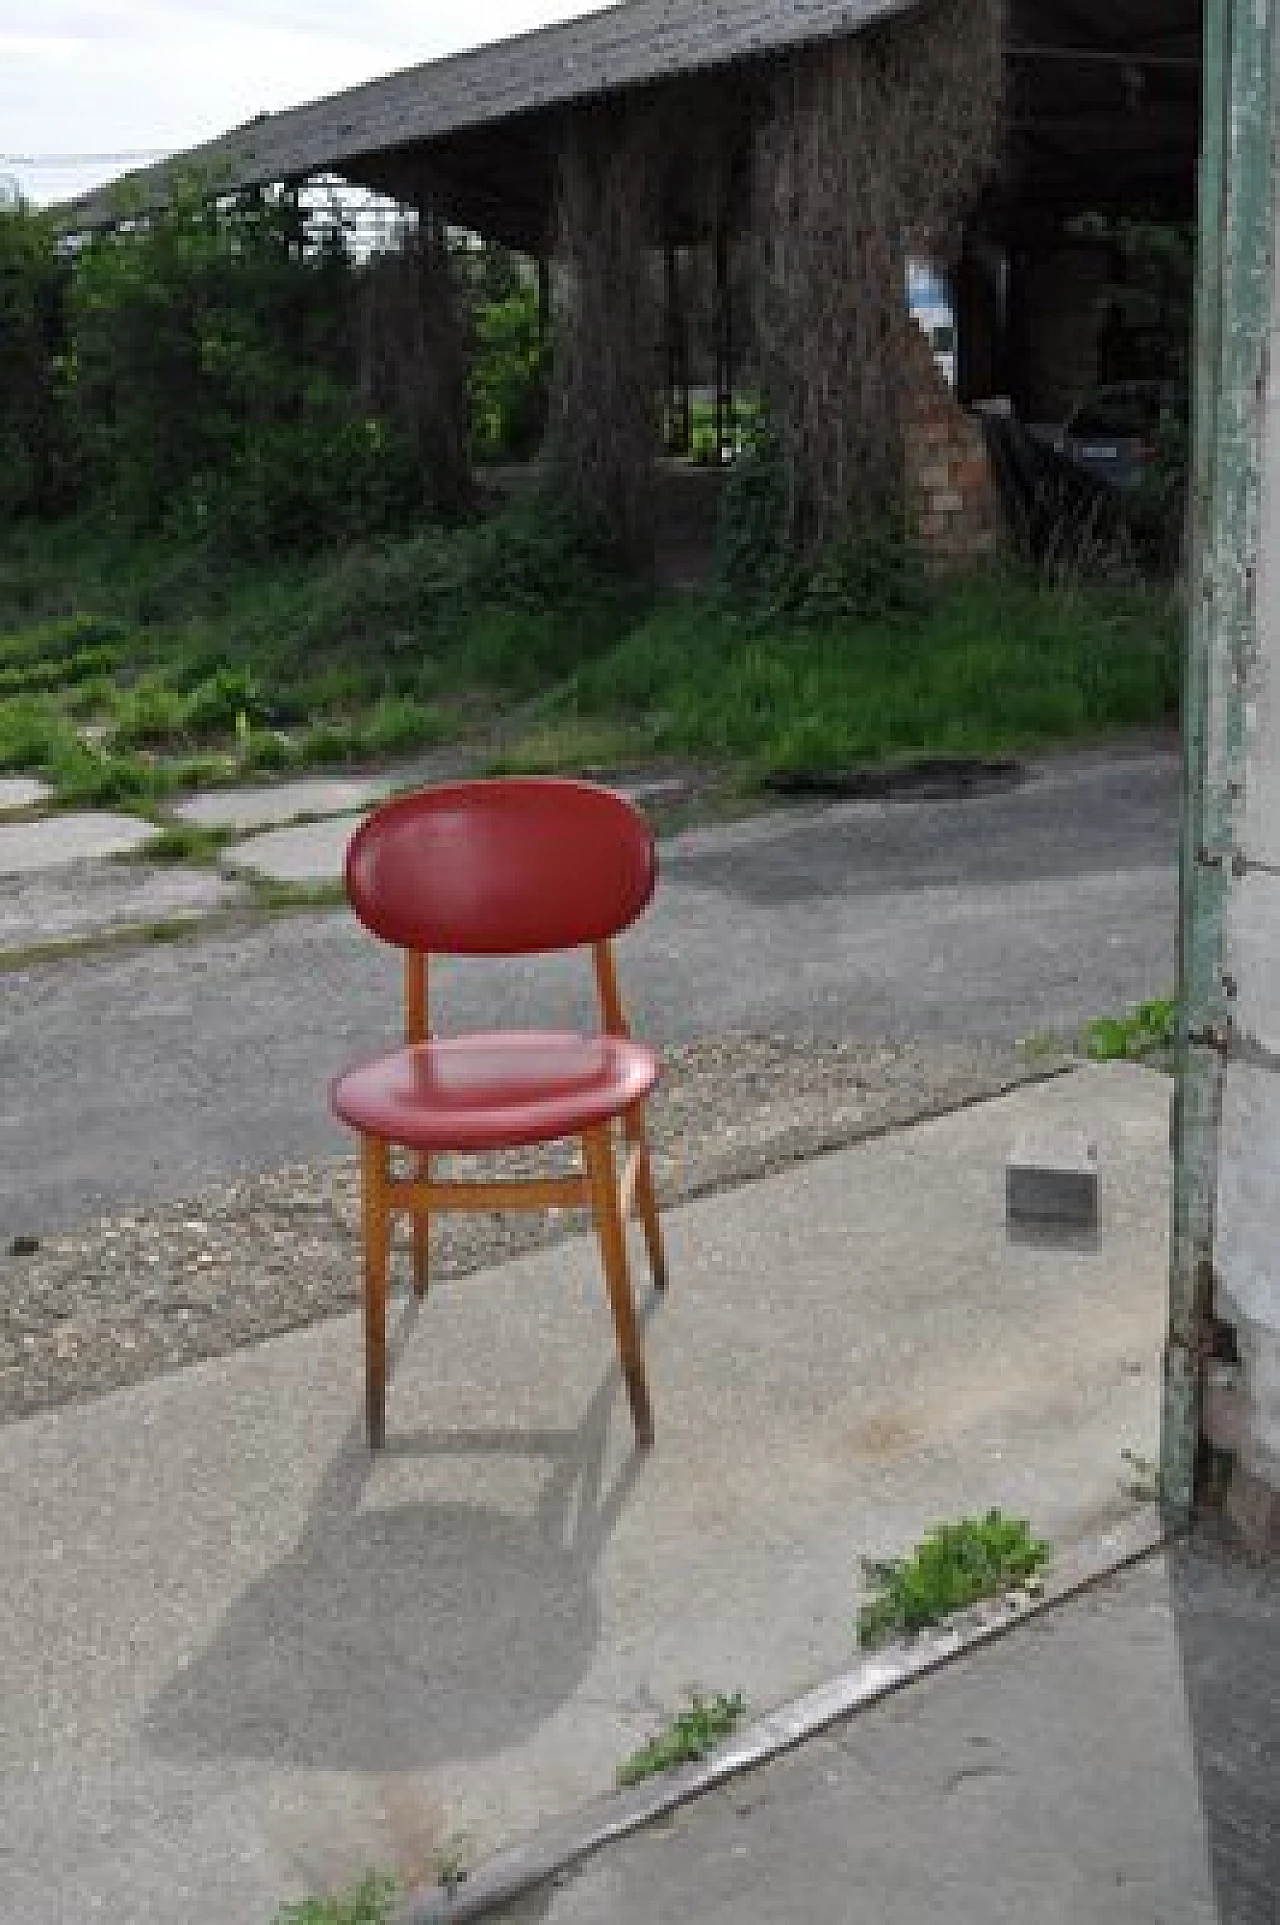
[183,666,270,739]
[470,283,549,461]
[111,676,188,748]
[0,201,77,518]
[714,429,792,605]
[715,426,927,623]
[55,183,437,553]
[359,694,446,756]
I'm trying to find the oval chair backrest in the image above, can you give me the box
[345,777,658,956]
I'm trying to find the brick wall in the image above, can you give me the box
[903,320,1003,566]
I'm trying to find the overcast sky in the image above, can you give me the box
[1,1,604,207]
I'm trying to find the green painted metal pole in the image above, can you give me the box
[1164,0,1277,1525]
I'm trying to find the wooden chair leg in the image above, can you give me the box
[625,1103,668,1291]
[361,1135,391,1448]
[583,1124,654,1450]
[412,1152,430,1299]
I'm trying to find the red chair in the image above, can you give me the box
[330,778,667,1450]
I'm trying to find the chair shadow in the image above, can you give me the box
[144,1295,654,1774]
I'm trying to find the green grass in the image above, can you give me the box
[117,821,232,866]
[542,570,1180,780]
[615,1692,746,1786]
[272,1872,397,1925]
[1081,995,1178,1063]
[0,498,646,802]
[0,506,1180,807]
[857,1512,1051,1651]
[270,1838,472,1923]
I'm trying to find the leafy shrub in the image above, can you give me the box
[715,429,792,605]
[0,613,128,677]
[183,666,269,739]
[59,184,437,554]
[716,425,928,623]
[470,283,549,461]
[0,696,69,772]
[238,730,298,774]
[111,676,188,748]
[359,695,446,756]
[459,492,628,615]
[0,201,78,519]
[297,722,366,767]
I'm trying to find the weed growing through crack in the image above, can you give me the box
[616,1693,746,1787]
[1080,995,1177,1064]
[857,1511,1050,1650]
[1120,1448,1164,1503]
[272,1871,396,1925]
[430,1834,472,1899]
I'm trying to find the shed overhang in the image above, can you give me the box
[54,0,1201,248]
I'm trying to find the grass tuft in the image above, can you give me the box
[857,1511,1050,1650]
[1081,995,1177,1062]
[616,1693,746,1787]
[272,1872,396,1925]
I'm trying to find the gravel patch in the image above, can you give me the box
[1,1035,1068,1423]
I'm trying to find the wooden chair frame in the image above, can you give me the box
[357,938,666,1452]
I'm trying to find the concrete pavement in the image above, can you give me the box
[490,1542,1278,1925]
[1,1064,1173,1924]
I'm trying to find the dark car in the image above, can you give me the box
[1052,380,1185,491]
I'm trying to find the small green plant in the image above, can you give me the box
[431,1834,472,1898]
[272,1871,396,1925]
[184,664,270,739]
[238,728,299,774]
[469,282,548,462]
[295,720,369,767]
[1080,995,1177,1062]
[124,821,230,865]
[615,1692,746,1787]
[110,675,188,749]
[857,1511,1050,1650]
[1120,1447,1163,1503]
[359,694,447,757]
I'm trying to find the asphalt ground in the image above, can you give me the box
[0,746,1178,1242]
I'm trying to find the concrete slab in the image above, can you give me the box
[501,1544,1279,1925]
[0,775,52,814]
[0,1066,1170,1924]
[169,748,519,835]
[220,810,364,885]
[0,810,158,877]
[219,779,696,886]
[172,773,404,834]
[0,862,249,956]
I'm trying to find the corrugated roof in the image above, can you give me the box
[60,0,920,231]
